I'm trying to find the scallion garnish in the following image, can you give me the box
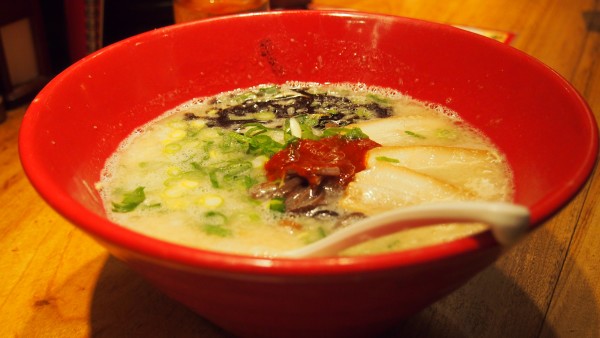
[202,211,231,237]
[375,156,400,163]
[112,186,146,213]
[405,130,426,139]
[268,198,286,213]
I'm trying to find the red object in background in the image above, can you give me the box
[63,0,87,61]
[19,11,598,338]
[63,0,102,62]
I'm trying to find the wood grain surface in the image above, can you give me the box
[1,0,599,337]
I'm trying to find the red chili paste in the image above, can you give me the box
[264,136,381,186]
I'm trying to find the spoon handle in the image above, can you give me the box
[284,201,530,258]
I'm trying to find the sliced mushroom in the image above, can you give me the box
[285,185,325,212]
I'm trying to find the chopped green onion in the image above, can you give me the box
[242,175,257,189]
[405,130,426,139]
[202,224,231,237]
[317,227,327,238]
[258,85,279,95]
[163,143,181,154]
[288,117,302,138]
[225,126,285,157]
[322,127,369,140]
[294,115,320,140]
[112,187,146,213]
[221,161,253,175]
[190,162,203,171]
[168,129,186,140]
[198,140,214,161]
[205,109,219,118]
[220,131,248,153]
[234,92,256,102]
[201,160,256,189]
[208,170,220,188]
[376,156,400,163]
[355,107,374,119]
[204,211,227,224]
[249,134,284,157]
[268,198,286,213]
[254,110,276,121]
[243,123,271,135]
[283,119,299,144]
[202,211,231,237]
[366,93,390,104]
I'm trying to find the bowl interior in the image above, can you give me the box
[19,11,598,269]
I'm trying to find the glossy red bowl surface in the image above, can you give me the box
[19,10,598,338]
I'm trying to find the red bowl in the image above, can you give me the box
[19,10,598,338]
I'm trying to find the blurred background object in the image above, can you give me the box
[0,94,5,123]
[271,0,310,8]
[103,0,174,46]
[63,0,174,60]
[68,0,310,59]
[0,0,309,122]
[57,0,311,64]
[173,0,270,24]
[0,0,52,110]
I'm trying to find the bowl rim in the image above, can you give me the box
[19,10,599,276]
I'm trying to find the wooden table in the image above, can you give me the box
[2,0,599,337]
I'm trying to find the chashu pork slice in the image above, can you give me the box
[350,115,487,149]
[340,161,475,216]
[366,146,511,201]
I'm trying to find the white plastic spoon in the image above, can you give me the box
[284,201,530,258]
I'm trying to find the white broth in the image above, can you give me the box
[97,82,513,256]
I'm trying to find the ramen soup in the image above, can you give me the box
[97,83,513,257]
